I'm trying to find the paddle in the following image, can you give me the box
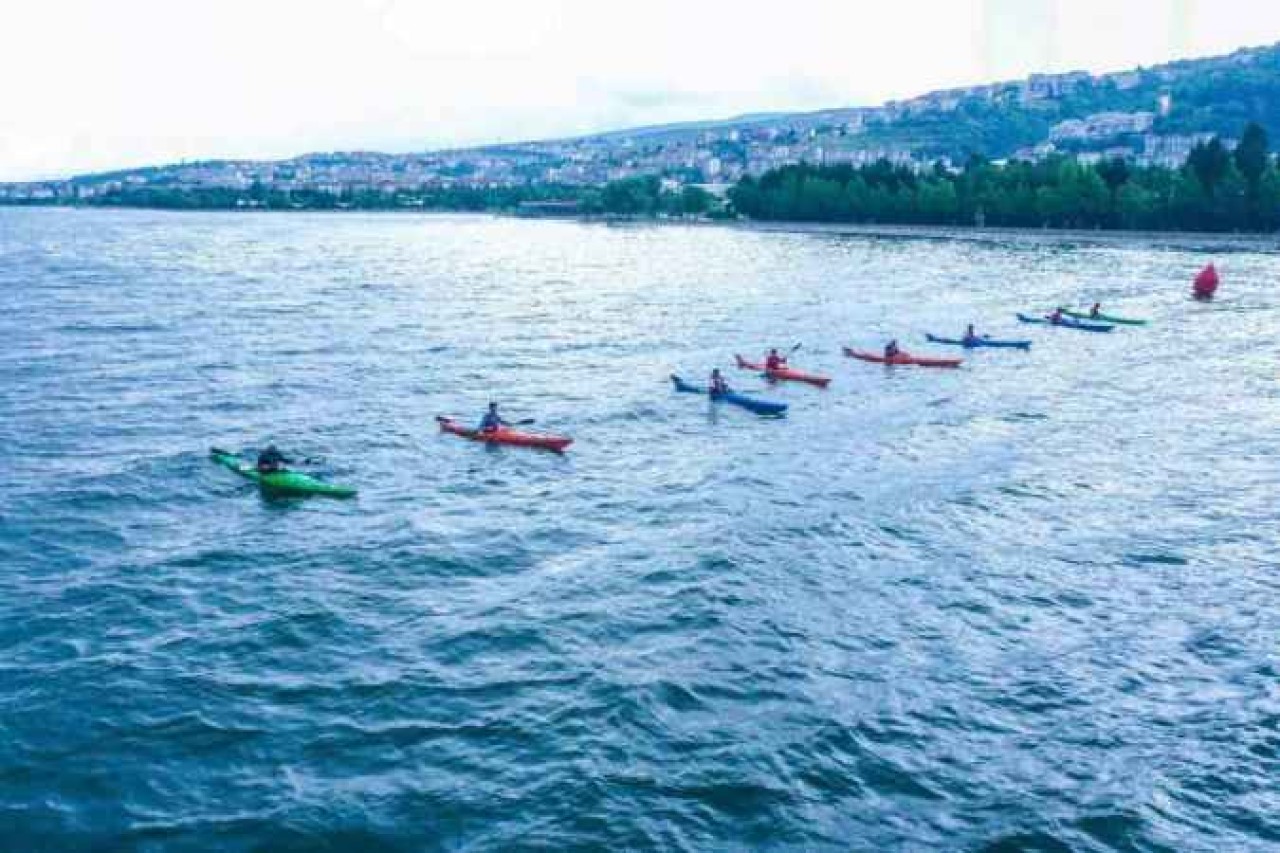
[436,415,536,427]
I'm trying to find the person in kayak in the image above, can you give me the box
[1088,302,1102,318]
[884,339,901,359]
[963,324,979,345]
[478,402,508,434]
[1048,307,1065,324]
[709,368,730,396]
[256,445,291,474]
[765,348,787,371]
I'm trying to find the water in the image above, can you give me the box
[1,208,1277,851]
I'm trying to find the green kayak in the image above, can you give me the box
[1063,309,1148,326]
[210,448,357,498]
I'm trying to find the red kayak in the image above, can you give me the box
[843,347,962,369]
[735,355,831,388]
[1194,263,1219,300]
[436,417,573,452]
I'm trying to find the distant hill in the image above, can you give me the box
[535,41,1280,163]
[4,41,1280,200]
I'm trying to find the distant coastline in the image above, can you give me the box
[5,202,1275,252]
[6,120,1279,236]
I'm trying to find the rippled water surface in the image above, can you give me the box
[2,208,1278,851]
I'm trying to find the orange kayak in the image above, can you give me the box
[436,417,573,452]
[843,348,962,369]
[735,355,831,387]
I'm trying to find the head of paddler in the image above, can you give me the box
[257,444,287,472]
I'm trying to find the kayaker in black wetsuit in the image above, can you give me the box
[257,445,291,474]
[709,368,730,396]
[963,324,979,345]
[1088,302,1102,318]
[884,339,901,359]
[479,402,508,434]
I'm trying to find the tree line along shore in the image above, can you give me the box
[5,124,1278,235]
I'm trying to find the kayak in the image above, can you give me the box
[670,375,788,416]
[735,355,831,387]
[926,333,1032,350]
[1017,313,1114,333]
[1063,309,1147,326]
[843,348,962,368]
[209,448,357,498]
[436,416,572,452]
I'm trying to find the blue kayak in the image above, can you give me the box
[1017,313,1114,333]
[671,375,787,416]
[926,333,1032,350]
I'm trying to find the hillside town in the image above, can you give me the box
[1,43,1273,205]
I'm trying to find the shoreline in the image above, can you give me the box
[5,203,1278,251]
[724,220,1280,252]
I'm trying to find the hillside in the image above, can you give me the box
[3,42,1280,205]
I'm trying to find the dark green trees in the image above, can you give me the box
[730,124,1279,233]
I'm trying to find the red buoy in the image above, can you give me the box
[1193,263,1219,300]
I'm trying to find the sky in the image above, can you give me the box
[3,0,1280,180]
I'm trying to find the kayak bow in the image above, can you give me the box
[436,417,572,452]
[209,448,357,498]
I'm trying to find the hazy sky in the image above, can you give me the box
[3,0,1280,180]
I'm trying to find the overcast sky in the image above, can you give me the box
[3,0,1280,180]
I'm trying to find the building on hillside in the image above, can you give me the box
[1050,112,1155,142]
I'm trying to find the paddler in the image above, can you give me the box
[1049,307,1065,324]
[256,445,291,474]
[1088,302,1102,318]
[478,402,509,434]
[709,368,730,396]
[963,324,979,345]
[765,348,787,371]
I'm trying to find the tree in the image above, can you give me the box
[1234,121,1269,191]
[728,177,762,218]
[679,185,712,216]
[1096,158,1131,195]
[1259,166,1280,231]
[1187,138,1232,196]
[1116,183,1157,230]
[1212,163,1249,230]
